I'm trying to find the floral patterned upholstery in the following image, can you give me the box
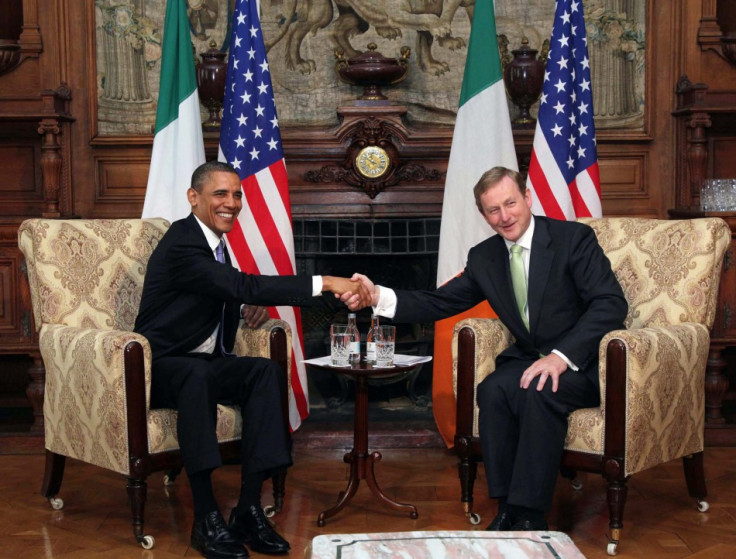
[19,218,292,477]
[452,217,730,477]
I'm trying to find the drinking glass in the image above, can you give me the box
[374,325,396,367]
[330,324,351,367]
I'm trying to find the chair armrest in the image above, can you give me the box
[452,318,514,440]
[233,318,292,360]
[39,323,152,476]
[600,322,710,476]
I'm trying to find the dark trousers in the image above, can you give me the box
[476,357,599,512]
[151,353,292,476]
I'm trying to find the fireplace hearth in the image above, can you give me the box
[293,217,440,414]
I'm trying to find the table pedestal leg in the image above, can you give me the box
[317,375,418,526]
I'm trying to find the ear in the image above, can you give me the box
[524,188,533,208]
[187,187,198,208]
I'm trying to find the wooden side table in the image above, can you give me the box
[307,360,420,525]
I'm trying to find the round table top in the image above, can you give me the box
[306,358,418,379]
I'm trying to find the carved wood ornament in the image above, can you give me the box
[303,109,443,199]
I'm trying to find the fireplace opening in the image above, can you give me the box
[293,218,440,420]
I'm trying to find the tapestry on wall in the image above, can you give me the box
[94,0,646,135]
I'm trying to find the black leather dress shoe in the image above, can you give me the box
[191,510,249,559]
[486,510,515,531]
[510,518,549,531]
[229,505,290,555]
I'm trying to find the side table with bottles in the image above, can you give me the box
[304,353,431,525]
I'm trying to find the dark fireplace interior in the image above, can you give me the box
[293,218,440,423]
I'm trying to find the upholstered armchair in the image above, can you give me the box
[18,218,292,550]
[452,217,730,555]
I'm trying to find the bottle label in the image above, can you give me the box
[350,341,360,356]
[366,342,376,361]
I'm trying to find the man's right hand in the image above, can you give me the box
[339,273,379,311]
[322,276,373,308]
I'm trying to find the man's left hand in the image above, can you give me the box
[520,353,568,392]
[241,305,269,328]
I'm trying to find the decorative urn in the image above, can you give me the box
[196,40,228,130]
[502,37,546,127]
[335,43,410,101]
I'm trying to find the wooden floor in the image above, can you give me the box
[2,437,736,558]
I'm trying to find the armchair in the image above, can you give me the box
[18,218,293,549]
[453,217,730,555]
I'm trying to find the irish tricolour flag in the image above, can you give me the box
[432,0,518,447]
[142,0,205,221]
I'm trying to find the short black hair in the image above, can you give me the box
[190,161,239,192]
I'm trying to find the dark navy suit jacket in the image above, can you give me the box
[394,216,628,380]
[135,214,313,359]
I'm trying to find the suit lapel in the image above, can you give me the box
[528,218,554,335]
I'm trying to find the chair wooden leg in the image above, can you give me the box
[682,452,707,500]
[606,479,628,554]
[265,467,287,517]
[41,450,65,498]
[683,452,710,512]
[127,477,153,548]
[458,456,480,524]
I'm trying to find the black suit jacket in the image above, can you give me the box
[394,217,628,380]
[135,214,313,359]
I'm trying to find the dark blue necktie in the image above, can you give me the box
[215,240,233,356]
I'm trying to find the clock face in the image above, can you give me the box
[355,146,390,178]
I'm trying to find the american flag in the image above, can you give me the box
[219,0,309,429]
[527,0,601,219]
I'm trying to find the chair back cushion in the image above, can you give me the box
[579,217,730,330]
[18,219,170,331]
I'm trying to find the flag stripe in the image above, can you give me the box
[527,148,566,219]
[241,173,293,275]
[226,220,260,274]
[437,80,518,285]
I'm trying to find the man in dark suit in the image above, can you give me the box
[135,161,368,559]
[344,166,627,531]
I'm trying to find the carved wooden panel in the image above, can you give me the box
[0,143,40,195]
[598,152,648,203]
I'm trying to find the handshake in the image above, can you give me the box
[322,273,378,311]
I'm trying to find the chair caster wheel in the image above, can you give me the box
[468,512,481,525]
[263,504,277,518]
[697,500,709,512]
[139,535,155,549]
[607,541,618,556]
[49,497,64,510]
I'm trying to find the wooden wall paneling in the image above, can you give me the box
[90,142,156,218]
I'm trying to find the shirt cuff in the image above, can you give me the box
[312,276,323,297]
[374,286,397,318]
[551,349,579,371]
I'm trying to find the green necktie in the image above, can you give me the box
[510,244,529,330]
